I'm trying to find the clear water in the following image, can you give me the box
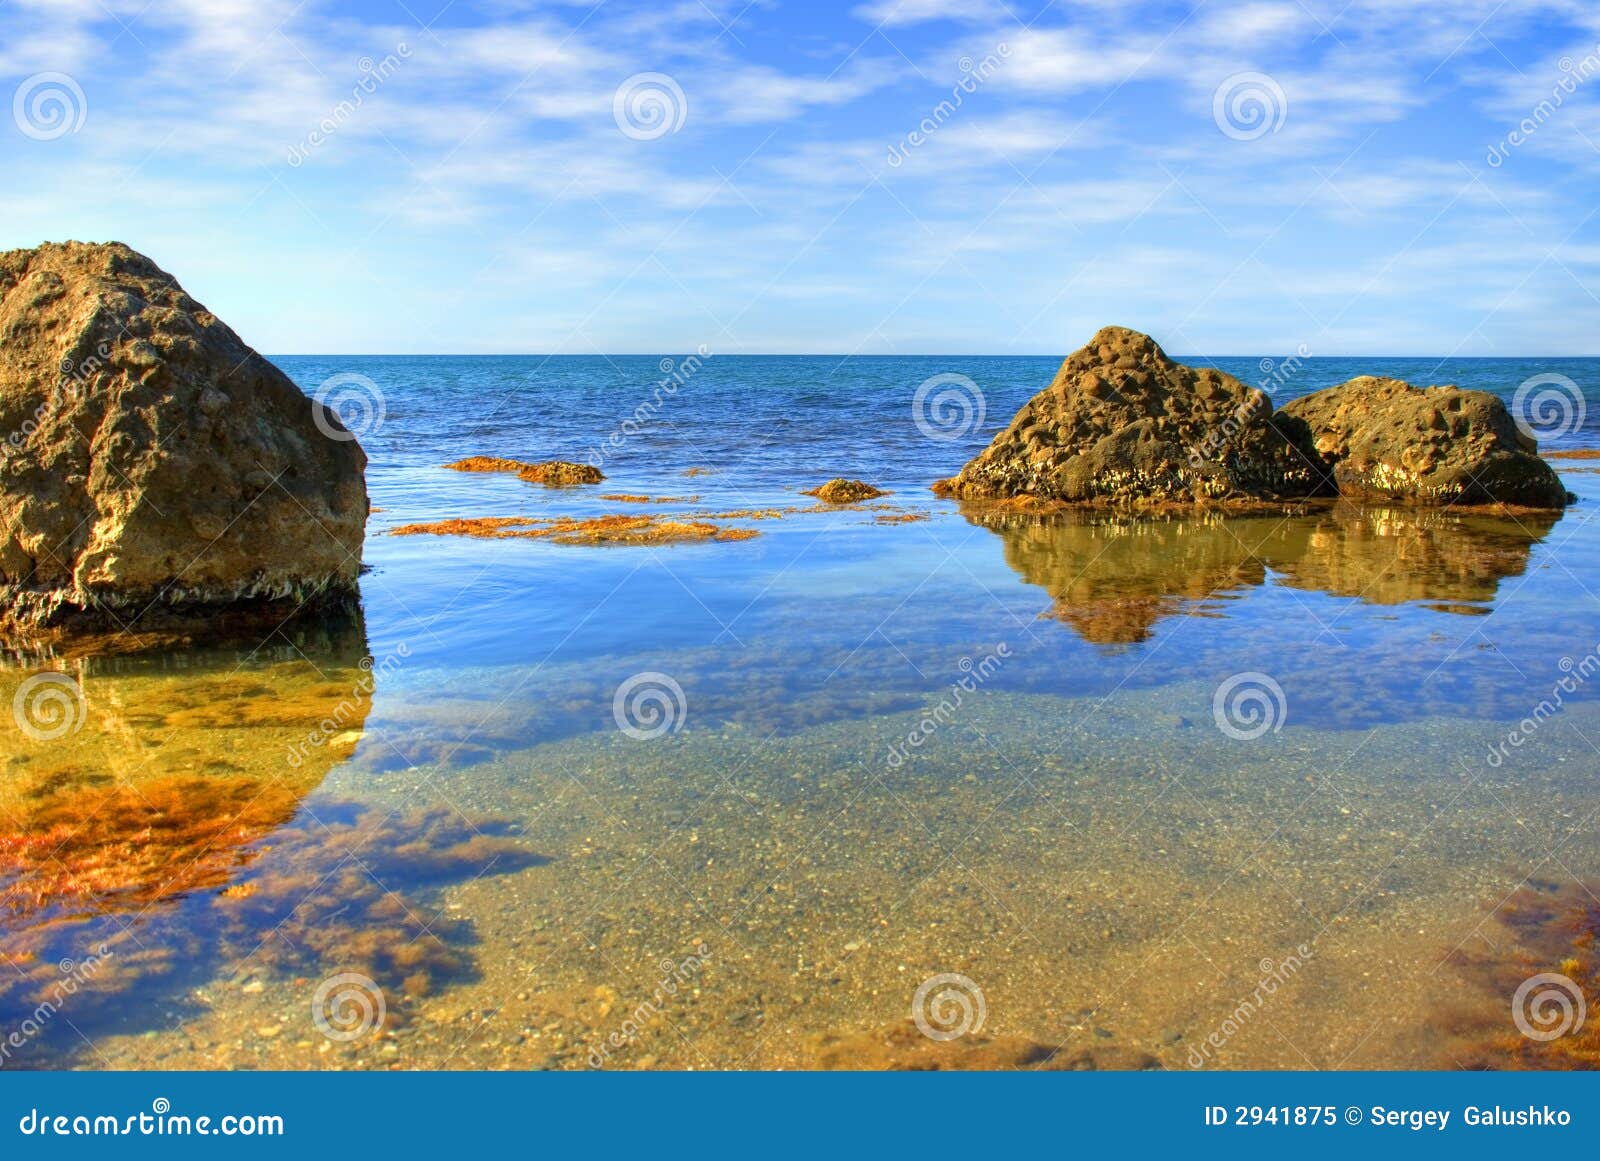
[3,354,1599,1070]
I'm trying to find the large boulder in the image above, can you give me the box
[1278,376,1569,508]
[939,326,1328,505]
[0,241,367,637]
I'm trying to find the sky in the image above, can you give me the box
[3,0,1600,356]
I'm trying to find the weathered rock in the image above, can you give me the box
[1278,376,1570,508]
[940,326,1328,505]
[0,241,367,637]
[517,461,602,486]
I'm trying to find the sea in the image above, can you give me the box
[3,353,1599,1071]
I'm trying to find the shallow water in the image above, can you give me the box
[3,355,1600,1070]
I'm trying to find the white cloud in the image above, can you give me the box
[851,0,1010,27]
[996,27,1163,92]
[715,60,902,121]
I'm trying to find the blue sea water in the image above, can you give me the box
[4,352,1600,1071]
[276,352,1600,730]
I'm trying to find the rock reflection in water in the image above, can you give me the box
[0,611,541,1065]
[966,503,1559,645]
[1,616,373,938]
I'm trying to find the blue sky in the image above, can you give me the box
[4,0,1600,355]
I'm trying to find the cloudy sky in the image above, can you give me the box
[4,0,1600,355]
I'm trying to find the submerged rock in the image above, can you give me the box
[519,461,603,486]
[443,456,603,485]
[939,326,1329,506]
[1278,376,1570,508]
[0,241,367,638]
[804,478,887,503]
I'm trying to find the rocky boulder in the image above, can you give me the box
[0,241,367,637]
[1278,376,1569,508]
[939,326,1329,505]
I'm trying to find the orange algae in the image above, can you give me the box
[682,467,714,477]
[1,772,317,929]
[803,478,888,503]
[540,516,755,545]
[442,457,605,485]
[203,806,544,998]
[697,507,786,520]
[390,516,539,537]
[388,495,927,546]
[389,513,758,545]
[1444,880,1600,1069]
[443,456,530,472]
[600,494,701,504]
[0,801,544,1057]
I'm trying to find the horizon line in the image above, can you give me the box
[263,351,1600,360]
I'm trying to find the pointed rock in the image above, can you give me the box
[940,326,1329,506]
